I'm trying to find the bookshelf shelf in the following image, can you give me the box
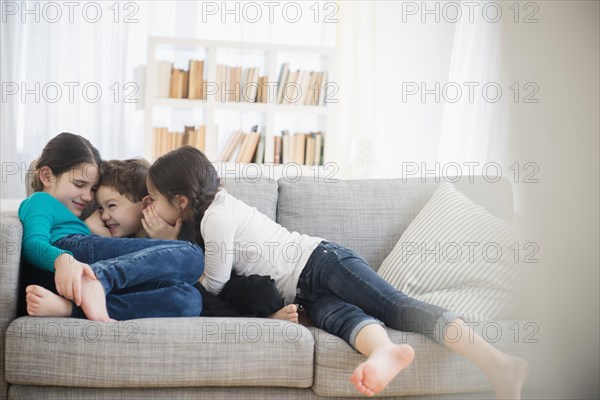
[152,98,329,115]
[144,36,335,167]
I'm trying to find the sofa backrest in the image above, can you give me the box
[276,177,513,271]
[221,178,279,221]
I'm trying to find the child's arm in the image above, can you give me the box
[141,204,182,240]
[19,194,72,272]
[19,193,96,305]
[84,210,112,237]
[200,211,236,295]
[54,253,97,306]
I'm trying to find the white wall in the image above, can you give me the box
[500,2,599,398]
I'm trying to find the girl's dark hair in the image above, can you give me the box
[31,132,102,193]
[148,146,220,247]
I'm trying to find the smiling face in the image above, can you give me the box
[42,163,99,217]
[95,186,145,238]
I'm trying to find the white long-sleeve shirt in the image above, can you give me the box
[200,188,323,304]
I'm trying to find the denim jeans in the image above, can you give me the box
[295,241,460,349]
[53,234,204,320]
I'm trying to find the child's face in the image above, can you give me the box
[146,181,182,225]
[95,186,144,237]
[44,163,99,217]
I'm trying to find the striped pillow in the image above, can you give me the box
[377,182,527,322]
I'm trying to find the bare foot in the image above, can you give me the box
[350,343,415,396]
[80,276,110,322]
[25,285,72,317]
[491,354,529,400]
[269,304,299,323]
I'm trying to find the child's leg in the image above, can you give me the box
[308,294,415,396]
[442,319,529,400]
[54,236,203,320]
[25,280,202,320]
[351,323,415,396]
[106,280,202,319]
[55,234,183,263]
[69,241,203,294]
[25,285,72,317]
[303,242,529,398]
[269,305,299,323]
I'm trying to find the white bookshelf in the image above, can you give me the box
[144,36,335,175]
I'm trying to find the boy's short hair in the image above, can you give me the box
[99,158,150,202]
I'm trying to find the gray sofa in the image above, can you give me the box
[0,177,536,400]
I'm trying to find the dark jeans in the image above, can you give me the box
[295,241,460,349]
[49,234,203,320]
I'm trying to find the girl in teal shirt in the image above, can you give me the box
[20,132,204,321]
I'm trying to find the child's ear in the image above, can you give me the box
[39,166,55,187]
[175,194,189,211]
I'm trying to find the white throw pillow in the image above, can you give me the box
[377,182,529,322]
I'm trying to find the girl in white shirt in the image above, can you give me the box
[147,146,529,399]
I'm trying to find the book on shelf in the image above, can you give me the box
[305,134,316,165]
[169,68,184,98]
[263,132,275,164]
[293,133,306,164]
[281,130,290,164]
[256,76,268,103]
[181,70,189,98]
[253,129,266,164]
[276,66,328,106]
[212,127,324,166]
[217,129,243,162]
[235,131,260,163]
[318,71,328,106]
[243,67,260,103]
[273,135,282,165]
[276,63,290,105]
[156,61,173,98]
[152,124,210,159]
[188,60,204,100]
[155,56,327,106]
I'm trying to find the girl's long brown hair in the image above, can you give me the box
[31,132,102,193]
[148,146,220,248]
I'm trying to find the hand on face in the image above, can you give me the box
[141,203,182,240]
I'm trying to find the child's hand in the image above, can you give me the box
[142,205,182,240]
[54,253,97,306]
[84,210,112,237]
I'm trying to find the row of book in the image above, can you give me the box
[275,63,328,106]
[214,65,269,103]
[152,124,325,165]
[217,128,324,165]
[156,60,206,100]
[155,59,328,106]
[152,125,216,160]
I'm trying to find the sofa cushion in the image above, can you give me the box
[5,317,314,388]
[222,178,278,221]
[377,182,528,322]
[276,177,513,271]
[311,321,532,397]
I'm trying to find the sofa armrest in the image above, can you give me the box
[1,211,23,400]
[1,212,22,318]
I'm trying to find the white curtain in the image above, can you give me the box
[329,1,380,179]
[332,1,506,179]
[1,1,335,198]
[437,3,507,167]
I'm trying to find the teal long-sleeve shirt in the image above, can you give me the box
[18,192,90,272]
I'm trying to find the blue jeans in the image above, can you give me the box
[295,242,460,349]
[53,234,203,320]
